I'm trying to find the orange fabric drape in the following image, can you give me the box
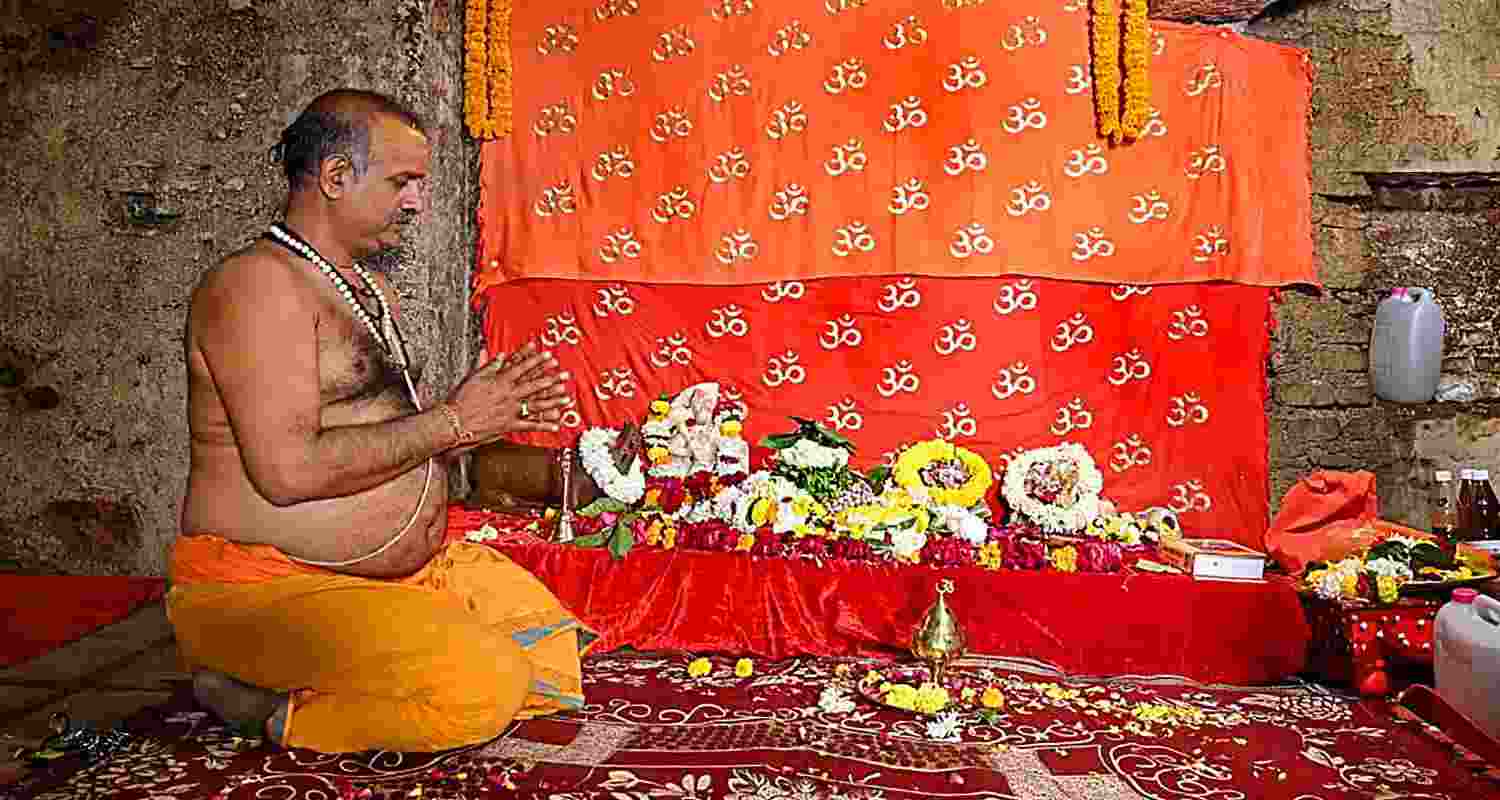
[475,3,1314,288]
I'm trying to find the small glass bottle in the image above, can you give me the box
[1430,469,1458,547]
[1475,468,1500,543]
[1456,468,1479,541]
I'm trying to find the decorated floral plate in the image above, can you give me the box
[1399,569,1497,595]
[855,666,1006,717]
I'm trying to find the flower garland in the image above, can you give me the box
[1119,0,1152,139]
[462,0,512,138]
[462,0,491,139]
[1001,443,1104,534]
[578,427,646,505]
[892,440,993,509]
[1090,0,1153,143]
[1089,0,1121,141]
[1302,533,1489,605]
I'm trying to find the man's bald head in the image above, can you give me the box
[276,89,426,192]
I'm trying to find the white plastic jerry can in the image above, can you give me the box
[1369,287,1446,404]
[1434,587,1500,743]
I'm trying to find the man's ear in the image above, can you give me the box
[318,155,353,200]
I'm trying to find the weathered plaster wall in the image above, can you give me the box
[1252,0,1500,529]
[0,0,475,575]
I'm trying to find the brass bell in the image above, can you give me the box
[911,578,966,686]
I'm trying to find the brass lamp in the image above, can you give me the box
[911,579,966,686]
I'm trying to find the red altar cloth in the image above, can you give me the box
[454,509,1310,685]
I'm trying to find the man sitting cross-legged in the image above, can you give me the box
[170,88,595,753]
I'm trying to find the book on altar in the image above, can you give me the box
[1158,537,1268,581]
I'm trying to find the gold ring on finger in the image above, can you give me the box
[520,400,531,419]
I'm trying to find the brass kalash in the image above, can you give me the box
[911,578,967,686]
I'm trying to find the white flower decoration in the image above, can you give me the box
[1001,442,1104,534]
[818,686,857,714]
[578,427,647,505]
[926,711,962,741]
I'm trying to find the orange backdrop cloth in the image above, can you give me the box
[475,3,1314,288]
[482,277,1275,544]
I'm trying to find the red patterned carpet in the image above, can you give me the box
[7,653,1499,800]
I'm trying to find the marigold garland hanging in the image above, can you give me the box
[1119,0,1152,139]
[462,0,512,139]
[462,0,491,139]
[1089,0,1121,141]
[1090,0,1152,143]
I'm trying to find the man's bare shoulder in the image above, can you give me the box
[191,240,315,321]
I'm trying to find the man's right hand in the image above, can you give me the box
[444,342,570,443]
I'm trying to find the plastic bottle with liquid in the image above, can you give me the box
[1430,469,1458,546]
[1475,469,1500,544]
[1369,287,1446,404]
[1456,469,1478,541]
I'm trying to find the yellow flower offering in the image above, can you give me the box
[644,520,663,547]
[864,670,884,684]
[884,683,918,711]
[978,542,1004,570]
[1376,574,1399,604]
[662,526,678,550]
[735,533,756,551]
[647,446,671,464]
[912,683,950,714]
[1051,545,1079,573]
[981,687,1006,709]
[687,657,712,678]
[1340,572,1359,598]
[892,440,994,508]
[960,687,977,702]
[735,658,754,678]
[650,399,672,417]
[720,419,742,437]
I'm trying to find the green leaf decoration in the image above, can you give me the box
[608,525,636,560]
[571,533,607,548]
[866,466,891,489]
[577,497,629,517]
[1409,540,1456,570]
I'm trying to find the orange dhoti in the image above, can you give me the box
[167,534,594,753]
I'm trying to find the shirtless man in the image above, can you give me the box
[168,89,592,754]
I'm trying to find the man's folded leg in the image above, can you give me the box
[168,572,533,753]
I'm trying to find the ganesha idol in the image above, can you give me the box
[465,381,748,511]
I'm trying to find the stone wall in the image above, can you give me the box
[3,0,1498,575]
[1251,0,1500,528]
[0,0,475,575]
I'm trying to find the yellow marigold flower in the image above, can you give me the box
[1376,574,1399,604]
[835,664,852,678]
[1051,545,1079,573]
[647,447,671,464]
[981,687,1006,709]
[644,520,663,547]
[864,669,884,684]
[1304,568,1327,587]
[736,533,756,551]
[751,498,776,526]
[1340,572,1359,598]
[735,658,754,678]
[792,495,814,517]
[643,488,662,508]
[687,657,712,678]
[720,420,742,437]
[978,542,1003,570]
[650,399,671,416]
[885,683,918,711]
[662,526,677,550]
[960,687,977,702]
[1045,686,1080,701]
[912,683,950,714]
[848,525,867,541]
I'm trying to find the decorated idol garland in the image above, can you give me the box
[1000,442,1104,534]
[640,382,750,480]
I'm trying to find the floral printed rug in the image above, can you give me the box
[6,653,1498,799]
